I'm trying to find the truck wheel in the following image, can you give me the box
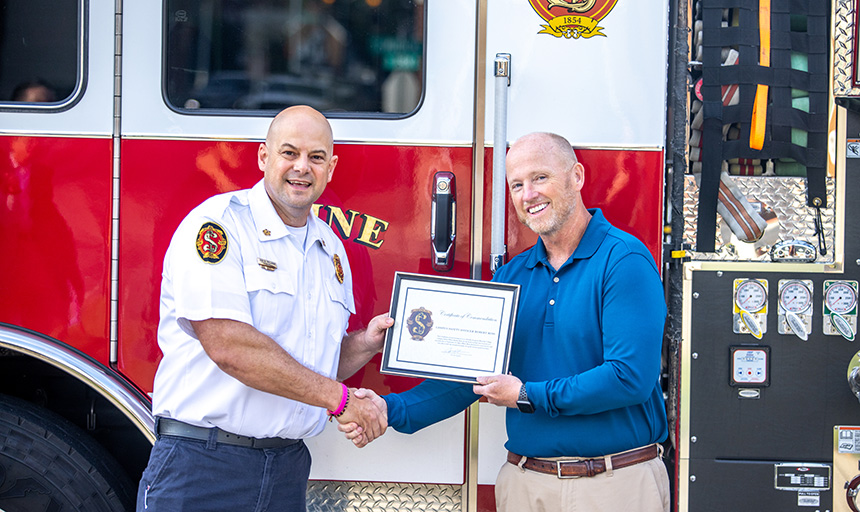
[0,394,134,511]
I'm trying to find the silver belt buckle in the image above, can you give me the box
[556,459,583,479]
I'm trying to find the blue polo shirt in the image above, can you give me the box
[384,209,668,457]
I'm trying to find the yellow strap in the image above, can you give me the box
[750,0,770,150]
[758,0,771,67]
[750,84,769,150]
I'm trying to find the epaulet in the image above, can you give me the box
[187,190,246,222]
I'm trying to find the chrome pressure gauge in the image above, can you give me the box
[779,280,812,314]
[825,281,858,315]
[824,280,858,341]
[733,279,768,338]
[777,279,812,341]
[735,279,767,312]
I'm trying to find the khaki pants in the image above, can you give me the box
[494,448,670,512]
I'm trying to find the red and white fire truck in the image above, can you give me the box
[2,0,859,511]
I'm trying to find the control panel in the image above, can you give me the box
[729,346,769,387]
[681,76,860,512]
[686,273,860,511]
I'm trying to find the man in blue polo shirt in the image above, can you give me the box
[343,132,670,512]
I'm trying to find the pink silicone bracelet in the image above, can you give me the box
[328,383,349,417]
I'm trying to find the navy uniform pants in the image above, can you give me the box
[136,431,310,512]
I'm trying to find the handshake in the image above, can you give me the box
[335,372,525,448]
[335,388,387,448]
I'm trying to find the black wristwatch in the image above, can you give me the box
[516,383,535,413]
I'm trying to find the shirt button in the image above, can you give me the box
[553,277,560,283]
[549,299,556,306]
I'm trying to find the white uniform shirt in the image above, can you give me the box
[152,180,355,439]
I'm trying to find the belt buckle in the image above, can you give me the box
[556,459,583,479]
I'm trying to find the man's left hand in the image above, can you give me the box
[362,313,394,353]
[337,313,394,381]
[473,374,522,408]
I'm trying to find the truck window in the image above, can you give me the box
[165,0,424,116]
[0,0,80,105]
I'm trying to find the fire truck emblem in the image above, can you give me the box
[406,307,434,340]
[528,0,618,39]
[195,222,228,264]
[333,254,344,284]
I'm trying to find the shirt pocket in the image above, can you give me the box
[322,276,352,330]
[244,264,297,337]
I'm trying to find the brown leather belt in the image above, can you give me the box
[507,444,659,478]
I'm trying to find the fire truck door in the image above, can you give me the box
[478,0,670,488]
[119,0,481,499]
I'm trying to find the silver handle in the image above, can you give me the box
[491,53,511,275]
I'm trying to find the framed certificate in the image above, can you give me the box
[380,272,520,383]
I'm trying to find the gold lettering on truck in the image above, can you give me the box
[312,204,390,250]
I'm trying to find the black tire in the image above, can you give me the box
[0,393,135,511]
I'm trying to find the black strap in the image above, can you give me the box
[694,0,828,252]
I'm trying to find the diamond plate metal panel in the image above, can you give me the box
[834,0,860,96]
[683,175,836,262]
[308,481,461,512]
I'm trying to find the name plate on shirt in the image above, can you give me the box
[381,272,520,384]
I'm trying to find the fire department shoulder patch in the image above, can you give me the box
[333,254,344,284]
[196,222,228,264]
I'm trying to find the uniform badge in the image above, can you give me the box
[333,254,344,284]
[196,222,228,264]
[262,229,271,236]
[257,258,277,271]
[406,307,433,340]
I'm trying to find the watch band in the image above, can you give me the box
[516,383,535,413]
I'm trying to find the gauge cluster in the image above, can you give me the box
[731,278,857,341]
